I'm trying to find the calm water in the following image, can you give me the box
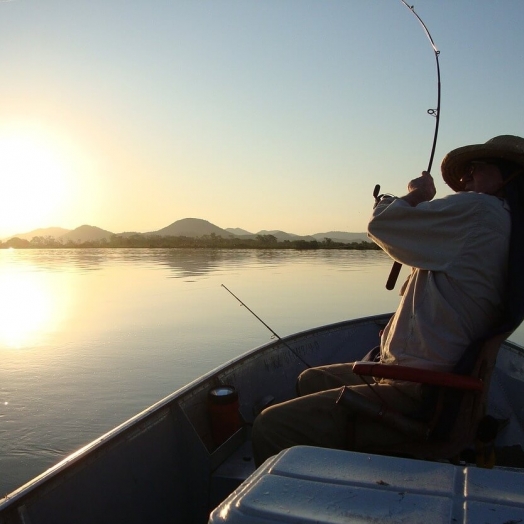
[1,248,523,495]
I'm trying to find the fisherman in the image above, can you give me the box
[252,135,524,467]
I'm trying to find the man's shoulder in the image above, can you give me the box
[441,191,494,202]
[437,192,507,212]
[432,193,510,236]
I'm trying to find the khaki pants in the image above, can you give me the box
[252,363,424,467]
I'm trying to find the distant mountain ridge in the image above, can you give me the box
[9,227,71,241]
[4,219,369,244]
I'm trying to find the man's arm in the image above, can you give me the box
[367,171,458,271]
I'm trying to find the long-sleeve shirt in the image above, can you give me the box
[367,192,510,372]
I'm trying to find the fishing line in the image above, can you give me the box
[221,284,312,368]
[383,1,442,290]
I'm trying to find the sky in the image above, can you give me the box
[1,0,523,238]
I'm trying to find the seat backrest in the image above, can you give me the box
[442,332,510,450]
[362,332,510,461]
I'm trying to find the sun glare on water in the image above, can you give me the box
[0,269,60,349]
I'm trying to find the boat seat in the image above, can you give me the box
[337,331,511,464]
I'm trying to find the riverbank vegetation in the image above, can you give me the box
[1,234,380,250]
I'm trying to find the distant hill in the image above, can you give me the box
[312,231,369,243]
[226,227,253,236]
[114,231,143,238]
[256,230,316,242]
[5,227,70,241]
[60,225,114,242]
[149,218,234,238]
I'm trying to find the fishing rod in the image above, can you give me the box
[221,284,311,368]
[383,1,442,290]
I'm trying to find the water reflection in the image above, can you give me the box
[133,248,389,279]
[123,248,298,278]
[0,248,391,280]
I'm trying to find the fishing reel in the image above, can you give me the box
[372,184,396,208]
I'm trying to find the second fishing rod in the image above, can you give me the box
[222,285,392,408]
[221,284,312,369]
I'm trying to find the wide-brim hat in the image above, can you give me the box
[441,135,524,192]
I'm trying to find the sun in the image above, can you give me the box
[0,125,74,237]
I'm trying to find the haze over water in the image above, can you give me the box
[1,248,523,495]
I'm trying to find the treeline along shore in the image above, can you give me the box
[1,234,380,251]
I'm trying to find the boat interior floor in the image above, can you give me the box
[210,440,256,511]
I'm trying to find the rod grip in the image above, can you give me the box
[386,261,402,290]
